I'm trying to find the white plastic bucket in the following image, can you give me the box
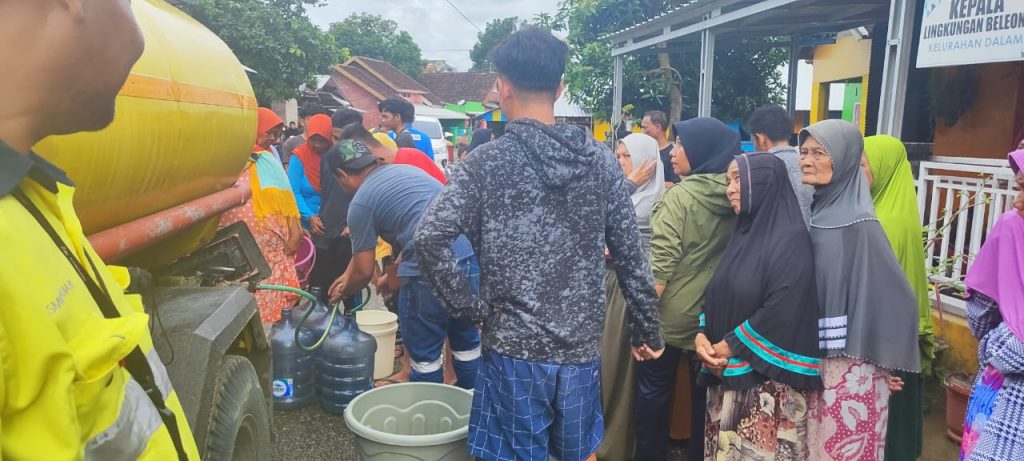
[356,310,399,380]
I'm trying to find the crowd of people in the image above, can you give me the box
[3,2,1023,459]
[226,27,1024,461]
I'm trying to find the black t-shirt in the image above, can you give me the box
[660,144,681,183]
[315,153,352,249]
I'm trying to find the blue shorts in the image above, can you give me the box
[468,349,603,461]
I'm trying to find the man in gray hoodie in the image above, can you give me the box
[415,28,664,461]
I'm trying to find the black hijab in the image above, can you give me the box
[468,128,493,153]
[672,117,740,175]
[699,153,823,391]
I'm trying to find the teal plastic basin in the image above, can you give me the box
[343,382,474,461]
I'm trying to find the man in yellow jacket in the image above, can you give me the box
[0,1,200,459]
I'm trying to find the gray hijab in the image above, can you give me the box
[799,120,876,228]
[799,120,921,373]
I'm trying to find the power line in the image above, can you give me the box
[442,0,482,32]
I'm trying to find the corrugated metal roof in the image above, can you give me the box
[414,104,469,120]
[603,0,720,42]
[555,92,590,118]
[314,74,331,90]
[607,0,889,56]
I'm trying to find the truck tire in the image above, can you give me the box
[205,355,271,461]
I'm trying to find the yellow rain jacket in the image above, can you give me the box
[0,143,200,460]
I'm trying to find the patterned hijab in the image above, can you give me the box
[618,133,665,229]
[965,150,1024,340]
[702,153,822,391]
[799,120,920,372]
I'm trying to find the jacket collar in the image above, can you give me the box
[0,140,74,197]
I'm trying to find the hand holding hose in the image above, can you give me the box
[329,276,346,304]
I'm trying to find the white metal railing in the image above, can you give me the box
[917,157,1018,316]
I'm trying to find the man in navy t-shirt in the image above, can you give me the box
[379,97,434,159]
[325,139,479,388]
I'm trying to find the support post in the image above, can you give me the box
[612,54,624,139]
[698,9,720,117]
[877,0,915,136]
[786,36,799,117]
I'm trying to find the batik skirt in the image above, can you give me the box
[704,380,811,460]
[807,357,891,461]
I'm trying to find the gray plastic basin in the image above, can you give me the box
[344,382,474,460]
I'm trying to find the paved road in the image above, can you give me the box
[271,291,386,461]
[272,404,356,460]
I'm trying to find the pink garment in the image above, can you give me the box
[965,150,1024,341]
[807,357,890,461]
[220,168,300,324]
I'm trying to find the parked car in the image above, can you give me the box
[411,116,450,166]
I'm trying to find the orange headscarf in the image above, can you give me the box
[292,114,333,192]
[256,107,284,145]
[249,108,299,225]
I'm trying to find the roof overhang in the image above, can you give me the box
[414,104,469,121]
[608,0,890,57]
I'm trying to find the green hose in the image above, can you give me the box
[255,284,371,352]
[256,284,316,304]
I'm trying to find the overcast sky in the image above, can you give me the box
[308,0,560,71]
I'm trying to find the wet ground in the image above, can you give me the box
[271,292,961,460]
[273,374,961,461]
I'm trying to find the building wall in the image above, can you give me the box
[270,99,298,125]
[592,120,641,143]
[933,62,1024,159]
[812,35,872,84]
[335,76,383,129]
[928,63,1024,375]
[933,312,979,375]
[809,35,872,132]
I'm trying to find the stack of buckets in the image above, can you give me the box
[270,287,399,414]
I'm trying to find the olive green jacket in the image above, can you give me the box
[650,173,736,350]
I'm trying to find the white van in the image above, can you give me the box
[411,116,449,168]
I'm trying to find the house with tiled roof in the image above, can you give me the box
[416,72,500,109]
[322,56,445,128]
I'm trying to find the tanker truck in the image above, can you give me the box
[34,1,276,459]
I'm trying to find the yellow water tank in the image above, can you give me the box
[34,0,257,263]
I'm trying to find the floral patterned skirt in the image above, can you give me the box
[704,380,811,461]
[220,203,299,324]
[807,357,891,461]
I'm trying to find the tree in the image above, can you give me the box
[328,14,424,77]
[470,17,521,72]
[559,0,786,125]
[180,0,345,105]
[470,16,558,72]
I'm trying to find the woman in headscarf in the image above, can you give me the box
[798,120,920,460]
[696,153,823,460]
[862,135,935,461]
[467,128,494,153]
[635,117,740,461]
[220,108,302,325]
[286,113,333,233]
[597,133,664,460]
[959,149,1024,461]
